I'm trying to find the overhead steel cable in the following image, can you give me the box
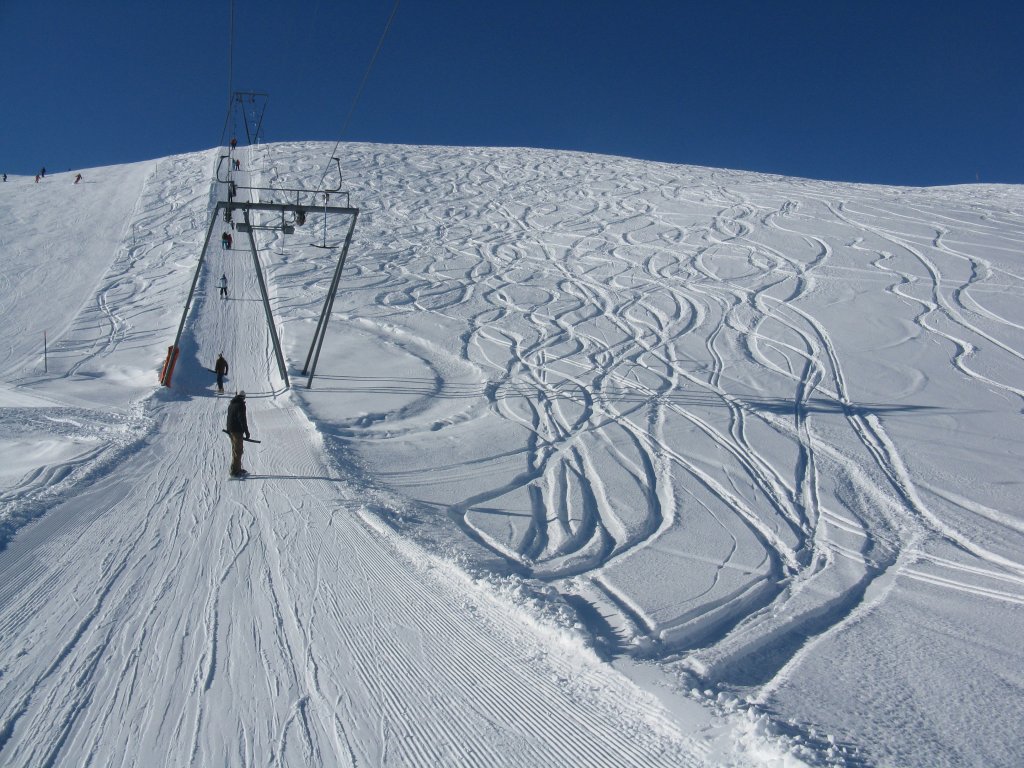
[218,0,236,149]
[315,0,401,193]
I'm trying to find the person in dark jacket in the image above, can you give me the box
[225,391,250,476]
[214,353,229,392]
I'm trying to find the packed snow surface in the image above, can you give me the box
[1,142,1023,767]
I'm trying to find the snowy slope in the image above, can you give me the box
[1,144,1023,767]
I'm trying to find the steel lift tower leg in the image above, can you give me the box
[241,208,290,388]
[162,212,221,385]
[303,211,359,388]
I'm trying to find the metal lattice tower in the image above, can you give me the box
[161,148,358,390]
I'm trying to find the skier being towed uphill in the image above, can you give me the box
[225,391,251,477]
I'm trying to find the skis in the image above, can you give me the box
[224,430,257,480]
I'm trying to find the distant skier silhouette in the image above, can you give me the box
[219,274,228,299]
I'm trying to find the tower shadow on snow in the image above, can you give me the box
[305,374,943,417]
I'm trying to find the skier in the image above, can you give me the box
[226,232,233,249]
[225,391,250,477]
[40,167,46,178]
[221,232,230,250]
[214,353,229,392]
[219,273,228,299]
[74,173,83,184]
[230,137,237,150]
[2,173,7,182]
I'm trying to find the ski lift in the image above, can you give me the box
[231,91,269,146]
[279,208,295,234]
[235,208,295,235]
[312,193,331,249]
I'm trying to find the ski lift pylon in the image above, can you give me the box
[312,192,331,248]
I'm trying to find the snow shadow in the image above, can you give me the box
[308,374,941,417]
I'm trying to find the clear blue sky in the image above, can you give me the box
[3,0,1022,186]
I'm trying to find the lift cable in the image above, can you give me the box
[315,0,401,193]
[218,0,237,149]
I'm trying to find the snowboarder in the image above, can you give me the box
[225,391,250,477]
[214,353,229,392]
[219,273,228,299]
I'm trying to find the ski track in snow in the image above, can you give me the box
[294,150,1024,655]
[0,151,714,767]
[271,147,1024,765]
[1,144,1023,766]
